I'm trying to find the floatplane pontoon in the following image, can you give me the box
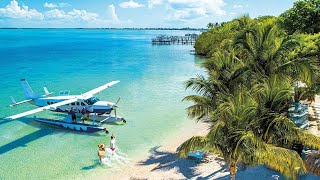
[5,79,126,133]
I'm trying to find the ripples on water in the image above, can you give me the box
[0,29,204,179]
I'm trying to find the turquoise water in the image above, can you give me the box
[0,29,204,179]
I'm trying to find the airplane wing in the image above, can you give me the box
[5,81,119,120]
[10,99,33,107]
[5,97,78,120]
[80,81,120,99]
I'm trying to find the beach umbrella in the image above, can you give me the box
[304,151,320,176]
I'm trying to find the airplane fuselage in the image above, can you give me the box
[6,79,120,120]
[33,96,113,114]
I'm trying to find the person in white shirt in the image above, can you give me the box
[110,133,116,156]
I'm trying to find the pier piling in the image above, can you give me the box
[152,33,198,45]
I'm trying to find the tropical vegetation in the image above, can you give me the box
[178,0,320,179]
[279,0,320,35]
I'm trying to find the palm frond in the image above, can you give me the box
[256,145,306,179]
[184,74,217,97]
[183,95,212,118]
[298,131,320,150]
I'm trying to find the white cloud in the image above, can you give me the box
[0,1,137,27]
[167,7,206,20]
[148,0,162,8]
[167,0,226,21]
[233,4,243,9]
[44,2,70,8]
[67,9,98,21]
[58,3,70,7]
[0,0,97,22]
[44,2,57,8]
[0,0,43,19]
[108,4,119,23]
[119,0,144,8]
[45,9,64,18]
[45,9,98,21]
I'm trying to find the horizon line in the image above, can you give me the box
[0,27,206,30]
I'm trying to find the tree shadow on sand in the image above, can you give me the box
[137,146,210,179]
[137,146,318,180]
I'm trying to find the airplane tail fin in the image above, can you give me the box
[44,87,49,95]
[20,79,39,99]
[43,87,53,96]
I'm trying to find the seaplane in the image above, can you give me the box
[5,79,126,133]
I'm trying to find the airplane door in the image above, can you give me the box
[76,102,81,113]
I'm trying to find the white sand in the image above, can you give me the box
[104,121,288,180]
[107,121,232,179]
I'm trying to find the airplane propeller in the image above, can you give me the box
[113,97,121,117]
[114,97,121,107]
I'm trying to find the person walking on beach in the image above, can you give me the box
[110,133,116,156]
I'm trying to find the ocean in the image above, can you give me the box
[0,29,204,179]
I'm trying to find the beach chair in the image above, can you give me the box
[187,151,206,162]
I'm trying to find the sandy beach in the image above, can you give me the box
[105,120,284,180]
[109,120,232,179]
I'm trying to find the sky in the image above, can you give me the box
[0,0,297,28]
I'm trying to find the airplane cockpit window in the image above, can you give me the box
[76,102,80,106]
[85,97,100,105]
[81,102,85,106]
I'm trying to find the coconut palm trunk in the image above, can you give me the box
[230,160,237,180]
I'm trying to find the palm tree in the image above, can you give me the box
[179,88,308,180]
[183,50,245,121]
[252,76,320,149]
[182,74,218,121]
[182,15,320,179]
[234,23,318,85]
[203,50,247,91]
[180,75,320,179]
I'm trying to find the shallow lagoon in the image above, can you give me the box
[0,29,204,179]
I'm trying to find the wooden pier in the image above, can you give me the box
[152,33,198,45]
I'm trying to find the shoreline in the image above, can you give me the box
[82,118,222,180]
[104,120,231,179]
[97,99,320,180]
